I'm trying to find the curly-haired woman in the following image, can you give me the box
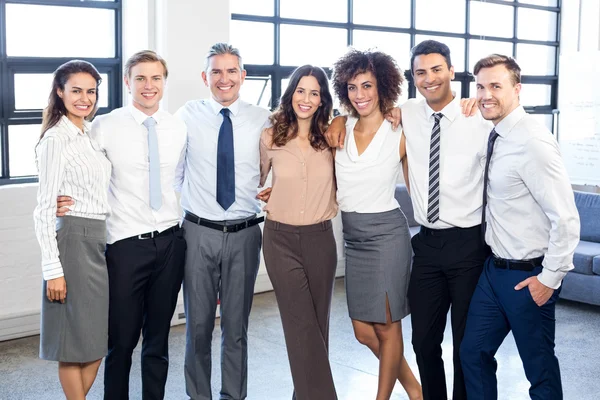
[332,49,422,400]
[258,65,338,400]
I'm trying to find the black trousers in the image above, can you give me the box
[103,226,186,400]
[407,225,489,400]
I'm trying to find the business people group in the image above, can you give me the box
[34,39,579,400]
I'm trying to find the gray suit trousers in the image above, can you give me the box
[183,218,262,400]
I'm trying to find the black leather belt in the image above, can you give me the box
[184,211,264,233]
[420,224,481,237]
[122,225,180,241]
[492,255,544,271]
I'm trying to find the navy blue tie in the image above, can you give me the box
[217,108,235,210]
[481,128,499,241]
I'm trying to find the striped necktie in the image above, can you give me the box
[426,113,443,223]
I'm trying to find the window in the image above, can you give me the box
[0,0,122,184]
[231,0,559,127]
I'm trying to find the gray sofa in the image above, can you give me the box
[394,184,600,306]
[394,184,420,237]
[560,191,600,306]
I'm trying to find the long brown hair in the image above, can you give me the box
[40,60,102,139]
[269,65,333,150]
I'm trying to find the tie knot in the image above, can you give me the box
[433,113,443,123]
[143,117,156,129]
[489,128,499,143]
[220,108,230,117]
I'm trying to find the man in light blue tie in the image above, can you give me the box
[58,50,188,399]
[175,43,270,400]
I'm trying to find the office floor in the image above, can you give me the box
[1,278,599,400]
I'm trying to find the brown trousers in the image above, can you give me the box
[263,219,338,400]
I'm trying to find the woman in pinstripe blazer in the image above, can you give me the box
[33,60,111,400]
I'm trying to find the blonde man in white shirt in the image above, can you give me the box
[34,60,111,400]
[58,51,187,400]
[460,54,580,400]
[175,43,270,400]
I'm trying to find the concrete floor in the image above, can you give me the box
[0,278,599,400]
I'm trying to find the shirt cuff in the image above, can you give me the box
[537,267,568,290]
[42,260,64,281]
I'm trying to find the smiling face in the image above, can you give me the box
[347,71,380,118]
[124,61,165,115]
[291,75,322,121]
[412,53,455,110]
[476,64,521,125]
[58,72,97,127]
[202,53,246,107]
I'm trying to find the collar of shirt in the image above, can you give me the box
[494,105,526,138]
[423,92,460,123]
[208,96,241,117]
[127,103,167,126]
[59,115,90,137]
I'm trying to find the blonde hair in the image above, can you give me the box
[473,54,521,86]
[124,50,169,78]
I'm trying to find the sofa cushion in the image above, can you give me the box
[593,256,600,276]
[395,184,418,227]
[572,240,600,275]
[574,191,600,243]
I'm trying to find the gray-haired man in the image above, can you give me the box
[175,43,270,400]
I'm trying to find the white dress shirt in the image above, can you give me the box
[335,118,402,213]
[175,97,271,220]
[401,95,493,229]
[91,105,187,244]
[485,106,580,289]
[33,116,111,280]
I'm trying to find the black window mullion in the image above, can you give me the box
[1,0,8,178]
[347,0,353,46]
[5,0,119,10]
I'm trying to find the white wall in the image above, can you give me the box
[0,0,346,341]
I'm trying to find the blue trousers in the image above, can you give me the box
[460,256,562,400]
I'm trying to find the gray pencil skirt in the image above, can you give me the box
[341,208,412,324]
[40,216,109,362]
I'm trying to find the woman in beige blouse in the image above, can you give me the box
[259,65,338,400]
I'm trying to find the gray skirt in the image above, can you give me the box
[40,216,109,362]
[342,208,411,323]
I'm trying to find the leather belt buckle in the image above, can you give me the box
[137,231,155,239]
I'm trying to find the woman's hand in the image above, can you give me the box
[47,276,67,303]
[256,187,272,203]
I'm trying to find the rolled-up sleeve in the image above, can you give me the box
[519,136,580,289]
[33,136,67,281]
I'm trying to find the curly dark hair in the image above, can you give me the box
[332,48,403,118]
[269,65,333,150]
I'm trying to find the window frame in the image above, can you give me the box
[0,0,122,185]
[232,0,560,123]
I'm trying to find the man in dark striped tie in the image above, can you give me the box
[400,40,494,400]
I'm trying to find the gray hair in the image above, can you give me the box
[204,43,244,72]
